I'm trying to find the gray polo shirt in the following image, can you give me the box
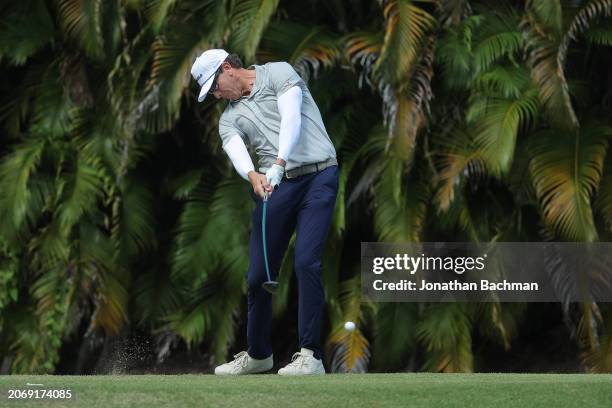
[218,62,336,173]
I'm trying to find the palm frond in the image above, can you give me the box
[416,303,473,373]
[144,0,179,33]
[81,225,129,336]
[557,0,612,107]
[8,306,62,374]
[372,302,419,370]
[507,139,538,206]
[171,176,252,285]
[581,305,612,372]
[133,263,181,326]
[163,250,245,354]
[152,16,225,139]
[435,15,481,90]
[523,1,579,130]
[529,126,610,241]
[0,237,19,324]
[272,235,295,318]
[387,36,435,161]
[469,86,539,176]
[168,169,205,200]
[162,297,209,346]
[147,15,212,132]
[472,11,522,74]
[474,302,526,350]
[471,65,530,99]
[28,222,70,281]
[325,97,379,235]
[0,137,47,231]
[582,329,612,372]
[375,0,436,85]
[29,232,70,325]
[433,127,484,211]
[560,0,612,52]
[71,109,129,181]
[228,0,280,64]
[596,153,612,229]
[347,2,435,160]
[0,2,54,66]
[345,30,383,83]
[30,63,75,137]
[436,191,482,241]
[0,64,45,139]
[573,302,604,370]
[207,249,245,362]
[107,29,155,133]
[436,0,472,27]
[526,0,563,34]
[57,0,105,60]
[584,18,612,45]
[258,21,342,81]
[326,277,372,373]
[55,155,106,236]
[112,178,157,258]
[373,158,429,242]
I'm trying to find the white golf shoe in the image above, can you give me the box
[277,348,326,375]
[214,351,273,375]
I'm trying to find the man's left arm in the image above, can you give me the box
[266,85,302,187]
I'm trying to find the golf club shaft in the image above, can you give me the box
[262,192,273,282]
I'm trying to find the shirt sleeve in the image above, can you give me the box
[219,112,246,148]
[267,62,304,97]
[223,134,255,181]
[277,86,302,162]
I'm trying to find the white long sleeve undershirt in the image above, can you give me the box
[277,86,302,161]
[222,85,303,180]
[223,134,255,181]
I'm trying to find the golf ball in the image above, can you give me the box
[344,321,356,331]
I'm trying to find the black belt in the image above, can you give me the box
[284,158,338,179]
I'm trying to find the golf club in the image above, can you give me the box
[261,190,279,294]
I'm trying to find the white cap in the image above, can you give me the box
[191,49,229,103]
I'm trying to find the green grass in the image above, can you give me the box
[1,374,611,407]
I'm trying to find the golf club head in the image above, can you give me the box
[262,280,279,294]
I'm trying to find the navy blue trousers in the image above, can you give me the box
[247,165,339,361]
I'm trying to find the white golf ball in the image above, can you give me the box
[344,321,356,331]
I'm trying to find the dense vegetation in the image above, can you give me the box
[0,0,611,374]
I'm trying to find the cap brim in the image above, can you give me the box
[197,74,215,103]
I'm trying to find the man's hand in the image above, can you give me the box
[248,171,273,199]
[265,164,285,190]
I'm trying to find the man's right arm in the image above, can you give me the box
[222,134,272,197]
[222,134,255,181]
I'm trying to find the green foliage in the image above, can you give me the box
[0,2,55,66]
[417,303,473,372]
[326,277,373,373]
[529,126,610,241]
[57,0,105,60]
[228,0,280,64]
[259,21,342,80]
[1,0,612,375]
[0,237,19,330]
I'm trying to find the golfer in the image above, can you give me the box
[191,49,338,375]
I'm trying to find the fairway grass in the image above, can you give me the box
[1,373,611,407]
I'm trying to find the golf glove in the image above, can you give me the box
[266,164,285,188]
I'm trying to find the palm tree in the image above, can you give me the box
[0,0,611,375]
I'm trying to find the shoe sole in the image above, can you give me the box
[214,364,274,375]
[277,369,326,376]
